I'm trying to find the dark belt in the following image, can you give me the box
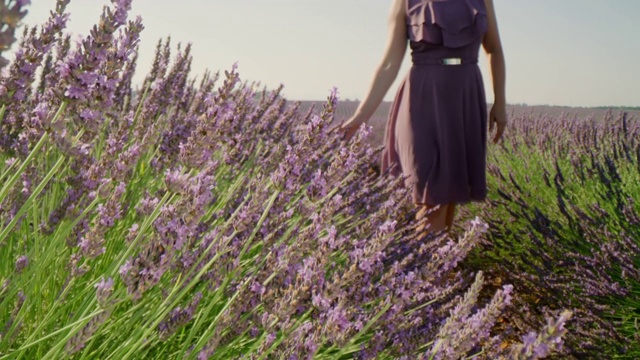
[412,57,478,66]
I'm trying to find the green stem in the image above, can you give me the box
[1,309,106,358]
[0,156,67,245]
[0,102,66,207]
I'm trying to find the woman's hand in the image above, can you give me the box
[489,102,507,143]
[329,0,406,142]
[482,0,507,144]
[332,116,366,141]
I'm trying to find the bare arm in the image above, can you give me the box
[339,0,407,136]
[482,0,507,143]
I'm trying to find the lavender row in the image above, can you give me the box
[0,1,565,359]
[463,110,640,358]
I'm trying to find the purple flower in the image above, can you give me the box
[164,168,189,193]
[469,216,489,234]
[56,60,72,77]
[136,196,160,216]
[507,310,572,359]
[95,277,114,307]
[79,234,106,258]
[65,311,111,355]
[312,292,331,310]
[97,75,118,91]
[266,332,276,346]
[76,71,99,86]
[533,343,550,357]
[250,281,266,296]
[15,255,29,274]
[326,305,352,332]
[379,220,397,234]
[32,102,50,127]
[119,260,132,277]
[65,85,87,100]
[80,109,101,121]
[157,293,202,340]
[522,332,537,347]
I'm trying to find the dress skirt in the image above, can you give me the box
[380,35,489,206]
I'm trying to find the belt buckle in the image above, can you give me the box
[442,58,462,65]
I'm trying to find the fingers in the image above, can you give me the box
[488,107,507,144]
[328,118,346,134]
[334,120,364,142]
[330,123,352,141]
[492,121,506,144]
[329,120,350,139]
[343,125,358,142]
[328,124,342,134]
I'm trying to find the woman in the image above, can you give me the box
[338,0,507,234]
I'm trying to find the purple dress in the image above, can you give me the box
[381,0,489,206]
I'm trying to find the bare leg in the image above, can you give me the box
[445,203,457,231]
[415,203,449,236]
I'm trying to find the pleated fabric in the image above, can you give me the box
[381,0,489,206]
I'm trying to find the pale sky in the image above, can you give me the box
[16,1,640,107]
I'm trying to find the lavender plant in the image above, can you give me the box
[0,0,29,70]
[0,1,566,359]
[462,110,640,359]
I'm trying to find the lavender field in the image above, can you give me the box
[296,100,640,150]
[1,1,639,359]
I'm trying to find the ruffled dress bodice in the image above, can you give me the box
[406,0,488,48]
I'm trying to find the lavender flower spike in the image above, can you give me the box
[95,277,114,308]
[507,310,573,359]
[15,255,28,274]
